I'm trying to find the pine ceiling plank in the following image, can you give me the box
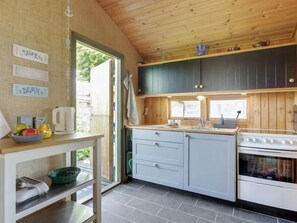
[97,0,297,63]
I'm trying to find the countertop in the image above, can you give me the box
[0,132,103,155]
[126,125,238,135]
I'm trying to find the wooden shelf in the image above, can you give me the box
[16,172,94,220]
[138,42,297,67]
[17,201,95,223]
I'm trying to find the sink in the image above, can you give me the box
[191,127,219,131]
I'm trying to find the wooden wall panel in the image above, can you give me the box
[144,97,168,124]
[143,92,297,130]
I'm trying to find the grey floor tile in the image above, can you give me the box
[278,218,297,223]
[165,190,198,205]
[216,213,253,223]
[158,207,198,223]
[126,197,162,214]
[139,183,170,196]
[103,191,133,204]
[102,198,134,218]
[123,187,153,199]
[178,203,216,221]
[196,198,233,215]
[127,209,167,223]
[197,219,214,223]
[233,208,277,223]
[102,210,133,223]
[113,184,128,192]
[146,194,183,210]
[124,180,146,189]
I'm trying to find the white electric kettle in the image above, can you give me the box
[52,107,75,134]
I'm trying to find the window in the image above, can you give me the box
[171,100,201,118]
[209,98,247,119]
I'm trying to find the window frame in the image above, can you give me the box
[206,95,250,123]
[169,97,202,120]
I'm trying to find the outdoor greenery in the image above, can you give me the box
[76,42,110,81]
[76,43,108,160]
[77,148,91,161]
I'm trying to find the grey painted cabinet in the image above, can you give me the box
[138,59,200,95]
[132,129,237,202]
[132,129,184,189]
[138,45,297,94]
[183,133,236,201]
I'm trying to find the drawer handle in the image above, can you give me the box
[154,131,159,135]
[153,163,158,167]
[154,142,159,146]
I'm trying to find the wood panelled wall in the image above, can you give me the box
[143,92,296,130]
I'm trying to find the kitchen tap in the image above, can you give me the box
[200,118,206,128]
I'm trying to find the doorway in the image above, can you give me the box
[71,33,123,202]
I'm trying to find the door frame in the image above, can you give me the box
[70,32,124,184]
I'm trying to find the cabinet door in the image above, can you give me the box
[236,45,297,90]
[184,133,236,201]
[138,66,153,94]
[200,55,237,91]
[161,59,201,93]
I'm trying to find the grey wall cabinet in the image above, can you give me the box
[183,133,236,201]
[138,45,297,95]
[138,59,200,94]
[200,45,297,91]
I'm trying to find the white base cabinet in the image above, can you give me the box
[184,133,236,201]
[132,129,236,202]
[133,129,184,189]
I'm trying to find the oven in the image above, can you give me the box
[237,129,297,212]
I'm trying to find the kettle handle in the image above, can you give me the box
[52,109,60,125]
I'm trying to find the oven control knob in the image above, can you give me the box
[246,138,251,142]
[281,140,287,145]
[289,140,294,145]
[269,139,274,144]
[263,138,268,143]
[252,138,257,143]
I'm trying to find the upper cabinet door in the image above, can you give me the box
[138,59,200,95]
[163,59,200,93]
[201,45,297,91]
[138,66,153,94]
[236,45,297,90]
[200,55,238,91]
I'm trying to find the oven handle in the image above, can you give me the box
[238,146,297,157]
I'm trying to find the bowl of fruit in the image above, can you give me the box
[10,123,52,143]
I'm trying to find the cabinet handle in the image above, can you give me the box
[154,142,159,146]
[138,89,141,92]
[185,134,190,138]
[154,131,159,135]
[199,84,204,89]
[289,78,295,83]
[153,163,158,167]
[194,85,198,89]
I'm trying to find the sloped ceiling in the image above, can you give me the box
[97,0,297,63]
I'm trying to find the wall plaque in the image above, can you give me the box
[13,44,49,64]
[13,64,49,82]
[13,84,48,98]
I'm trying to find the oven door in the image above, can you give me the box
[238,146,297,188]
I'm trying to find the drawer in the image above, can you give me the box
[133,129,183,143]
[133,159,183,189]
[133,139,183,166]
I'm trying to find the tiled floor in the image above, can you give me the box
[88,180,296,223]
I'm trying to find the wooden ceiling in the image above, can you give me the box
[97,0,297,63]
